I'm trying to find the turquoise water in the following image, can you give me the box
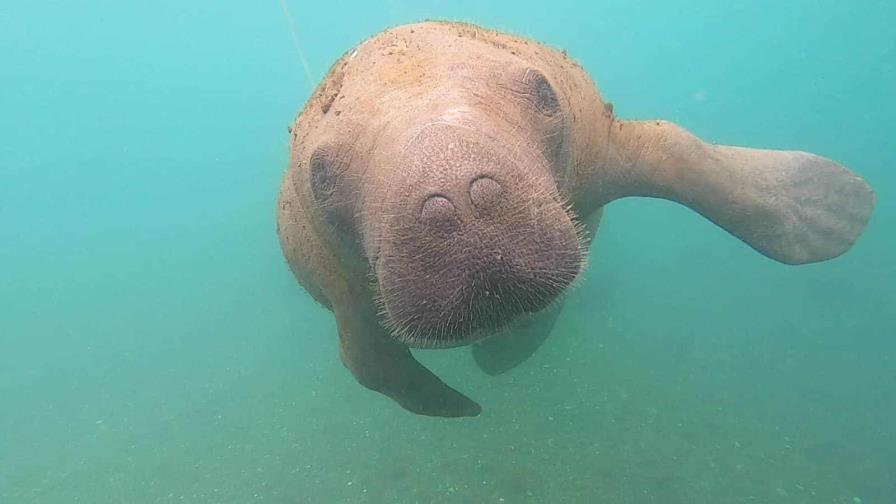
[1,1,893,502]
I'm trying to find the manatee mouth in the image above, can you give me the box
[366,119,585,347]
[373,207,585,348]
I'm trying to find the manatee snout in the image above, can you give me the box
[372,125,583,348]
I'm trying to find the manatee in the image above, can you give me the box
[276,21,875,417]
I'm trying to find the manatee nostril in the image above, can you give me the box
[420,195,457,225]
[469,176,503,211]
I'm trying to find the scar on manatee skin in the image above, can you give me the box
[320,64,346,114]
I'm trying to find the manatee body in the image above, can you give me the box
[276,21,874,417]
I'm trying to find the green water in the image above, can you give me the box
[1,1,893,502]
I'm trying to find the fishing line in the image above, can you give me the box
[278,0,315,91]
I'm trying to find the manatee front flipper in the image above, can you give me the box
[472,302,563,376]
[333,294,481,417]
[594,120,875,264]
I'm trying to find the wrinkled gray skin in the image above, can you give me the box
[277,21,875,417]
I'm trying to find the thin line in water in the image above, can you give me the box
[278,0,315,91]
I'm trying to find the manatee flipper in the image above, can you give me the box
[333,296,481,417]
[472,213,600,376]
[598,120,875,264]
[472,302,563,375]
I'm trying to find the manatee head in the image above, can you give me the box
[305,57,586,348]
[368,121,584,348]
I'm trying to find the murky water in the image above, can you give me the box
[2,1,893,502]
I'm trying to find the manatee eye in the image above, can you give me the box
[522,69,560,115]
[503,67,562,117]
[309,146,336,202]
[306,143,359,237]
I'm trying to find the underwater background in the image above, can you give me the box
[1,1,893,502]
